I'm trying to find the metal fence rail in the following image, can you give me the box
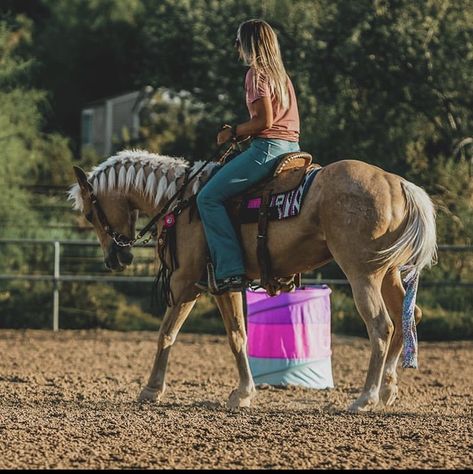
[0,239,156,330]
[1,239,472,330]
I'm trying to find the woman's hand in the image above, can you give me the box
[217,126,233,145]
[222,97,272,143]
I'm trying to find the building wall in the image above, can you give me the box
[110,92,140,154]
[81,91,141,158]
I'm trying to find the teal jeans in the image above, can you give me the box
[197,138,300,279]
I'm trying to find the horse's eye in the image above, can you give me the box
[85,211,94,223]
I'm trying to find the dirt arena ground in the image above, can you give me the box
[0,330,471,469]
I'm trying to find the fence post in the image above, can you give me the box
[53,241,60,331]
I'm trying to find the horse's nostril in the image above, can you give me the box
[119,251,134,265]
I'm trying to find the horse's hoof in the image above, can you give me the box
[138,386,159,403]
[226,388,255,409]
[380,384,398,406]
[347,394,379,413]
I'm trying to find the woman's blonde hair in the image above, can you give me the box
[237,19,289,110]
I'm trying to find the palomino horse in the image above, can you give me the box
[69,149,437,412]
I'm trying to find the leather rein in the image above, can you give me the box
[88,141,238,249]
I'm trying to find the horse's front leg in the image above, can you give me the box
[138,281,198,402]
[214,291,256,409]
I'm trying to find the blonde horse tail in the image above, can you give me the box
[377,180,437,275]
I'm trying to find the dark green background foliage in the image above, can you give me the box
[0,0,471,338]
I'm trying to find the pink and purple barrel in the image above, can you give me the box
[246,286,334,388]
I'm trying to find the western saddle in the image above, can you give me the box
[228,151,320,296]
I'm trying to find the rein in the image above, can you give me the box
[89,141,238,248]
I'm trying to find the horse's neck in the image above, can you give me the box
[125,188,162,216]
[124,168,203,217]
[93,156,216,217]
[122,174,176,216]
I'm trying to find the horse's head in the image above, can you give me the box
[72,166,137,272]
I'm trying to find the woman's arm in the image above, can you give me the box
[217,97,273,145]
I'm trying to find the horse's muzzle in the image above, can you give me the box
[104,243,134,272]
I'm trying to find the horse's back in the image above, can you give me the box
[314,159,407,229]
[318,159,403,191]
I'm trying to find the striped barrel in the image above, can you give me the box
[246,286,334,389]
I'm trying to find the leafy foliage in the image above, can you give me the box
[0,16,76,253]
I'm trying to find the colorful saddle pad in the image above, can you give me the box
[238,166,322,223]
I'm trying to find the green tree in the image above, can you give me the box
[138,87,205,157]
[0,13,74,236]
[0,14,43,238]
[30,0,144,152]
[141,0,473,242]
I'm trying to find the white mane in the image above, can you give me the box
[68,149,219,211]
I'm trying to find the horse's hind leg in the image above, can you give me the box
[214,291,256,409]
[380,269,422,406]
[348,274,394,413]
[138,281,198,402]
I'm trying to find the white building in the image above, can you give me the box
[81,87,153,157]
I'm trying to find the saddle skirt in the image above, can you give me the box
[227,151,322,224]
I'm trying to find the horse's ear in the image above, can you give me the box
[73,166,93,193]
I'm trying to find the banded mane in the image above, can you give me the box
[68,149,218,211]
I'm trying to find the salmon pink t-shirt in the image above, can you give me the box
[245,67,300,142]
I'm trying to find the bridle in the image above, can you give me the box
[86,140,240,249]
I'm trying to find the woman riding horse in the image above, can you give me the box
[196,19,300,293]
[69,19,436,413]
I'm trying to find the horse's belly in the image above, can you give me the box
[240,220,331,278]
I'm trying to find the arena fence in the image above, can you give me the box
[0,239,471,330]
